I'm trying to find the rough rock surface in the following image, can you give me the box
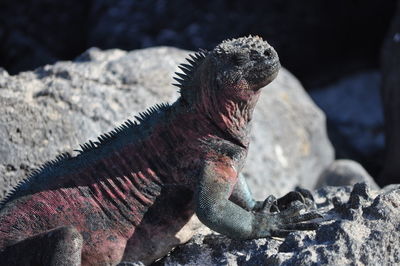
[160,183,400,265]
[380,0,400,186]
[316,159,379,190]
[0,47,333,201]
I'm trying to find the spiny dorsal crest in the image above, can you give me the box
[172,49,207,92]
[76,102,170,154]
[29,152,72,178]
[0,151,72,207]
[0,102,170,208]
[214,35,268,55]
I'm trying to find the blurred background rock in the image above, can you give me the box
[0,0,394,85]
[0,0,399,185]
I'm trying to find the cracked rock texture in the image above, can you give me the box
[159,183,400,265]
[0,47,333,201]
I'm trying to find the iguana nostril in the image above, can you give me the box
[263,49,272,57]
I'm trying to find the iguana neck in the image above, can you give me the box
[211,92,260,148]
[178,90,260,149]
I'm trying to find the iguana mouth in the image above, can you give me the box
[252,59,280,90]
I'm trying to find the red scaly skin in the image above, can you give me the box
[0,108,229,264]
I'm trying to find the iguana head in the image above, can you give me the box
[211,35,280,94]
[174,36,280,145]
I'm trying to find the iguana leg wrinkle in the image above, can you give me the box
[196,161,254,239]
[122,185,195,264]
[0,226,82,266]
[229,174,258,211]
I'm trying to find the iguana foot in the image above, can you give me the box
[252,200,322,239]
[252,187,316,213]
[276,187,317,211]
[252,195,279,213]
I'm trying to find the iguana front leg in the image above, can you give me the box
[229,173,258,211]
[230,174,315,213]
[195,161,321,239]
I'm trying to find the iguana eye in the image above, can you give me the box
[232,53,248,66]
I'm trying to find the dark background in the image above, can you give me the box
[0,0,398,184]
[0,0,396,88]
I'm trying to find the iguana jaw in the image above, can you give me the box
[245,42,280,91]
[251,59,280,91]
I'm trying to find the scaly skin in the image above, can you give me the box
[0,36,321,265]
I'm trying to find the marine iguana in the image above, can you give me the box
[0,36,321,265]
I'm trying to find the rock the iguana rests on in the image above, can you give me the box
[0,36,321,265]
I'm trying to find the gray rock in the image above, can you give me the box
[310,71,384,157]
[247,68,334,199]
[0,47,334,201]
[316,159,379,190]
[0,47,181,200]
[161,183,400,265]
